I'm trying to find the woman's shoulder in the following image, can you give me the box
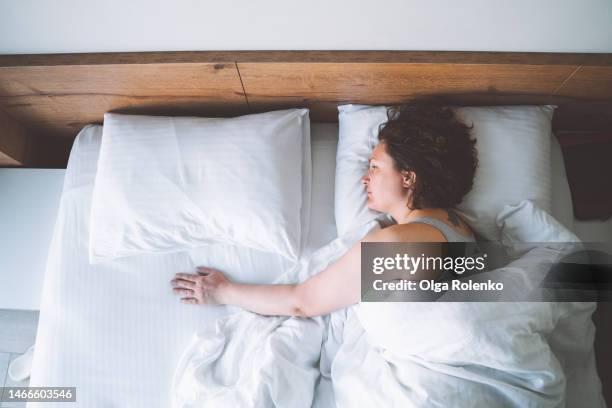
[364,222,444,243]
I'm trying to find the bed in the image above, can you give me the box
[26,118,608,407]
[27,122,340,407]
[0,50,608,407]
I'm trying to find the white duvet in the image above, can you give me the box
[172,218,603,408]
[171,220,377,407]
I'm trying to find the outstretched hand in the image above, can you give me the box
[171,267,231,305]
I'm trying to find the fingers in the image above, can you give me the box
[173,287,194,296]
[173,268,220,307]
[175,273,199,281]
[174,267,215,281]
[171,278,196,288]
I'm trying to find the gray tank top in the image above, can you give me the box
[406,211,477,284]
[406,213,476,243]
[368,212,478,299]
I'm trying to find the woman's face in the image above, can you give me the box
[362,142,412,213]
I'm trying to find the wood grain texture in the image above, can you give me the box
[0,62,249,140]
[239,62,577,101]
[238,62,584,120]
[1,51,611,66]
[0,63,243,96]
[0,109,28,166]
[0,95,250,137]
[0,51,610,167]
[555,66,612,99]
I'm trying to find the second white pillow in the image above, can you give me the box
[89,109,311,263]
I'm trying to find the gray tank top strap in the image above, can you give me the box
[407,216,476,243]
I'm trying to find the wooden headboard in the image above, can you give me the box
[1,51,611,167]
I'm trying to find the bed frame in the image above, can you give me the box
[0,50,611,167]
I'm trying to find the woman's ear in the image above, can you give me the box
[401,170,416,189]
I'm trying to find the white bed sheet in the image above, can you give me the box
[28,123,339,408]
[28,122,603,408]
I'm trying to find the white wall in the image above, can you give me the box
[0,0,611,54]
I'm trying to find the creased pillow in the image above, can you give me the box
[497,199,581,260]
[89,109,311,263]
[453,105,555,240]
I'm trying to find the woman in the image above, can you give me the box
[170,103,478,317]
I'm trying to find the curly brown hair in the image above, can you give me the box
[377,103,478,210]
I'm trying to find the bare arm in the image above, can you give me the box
[171,268,303,316]
[292,224,436,317]
[221,282,303,317]
[171,226,402,317]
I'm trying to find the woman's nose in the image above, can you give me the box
[362,174,369,185]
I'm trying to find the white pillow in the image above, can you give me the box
[496,200,580,249]
[335,104,392,236]
[497,199,581,259]
[335,104,555,240]
[453,105,555,240]
[89,109,311,263]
